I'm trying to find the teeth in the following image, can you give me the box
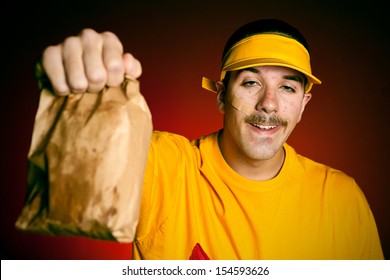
[253,124,276,130]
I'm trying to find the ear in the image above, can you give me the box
[216,81,226,113]
[297,92,312,122]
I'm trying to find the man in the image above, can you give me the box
[37,19,383,259]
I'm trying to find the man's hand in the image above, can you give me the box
[37,28,142,96]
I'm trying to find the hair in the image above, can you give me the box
[221,19,310,88]
[222,18,310,60]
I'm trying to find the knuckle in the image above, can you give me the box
[87,70,107,84]
[135,63,142,77]
[101,31,123,51]
[69,78,88,93]
[55,87,71,96]
[80,28,98,37]
[42,45,59,58]
[42,45,62,67]
[101,31,117,41]
[124,54,142,78]
[62,36,81,49]
[106,58,125,73]
[134,59,142,72]
[80,28,102,46]
[50,79,71,95]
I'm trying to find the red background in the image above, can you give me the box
[1,0,389,259]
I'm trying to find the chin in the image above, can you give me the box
[245,146,280,161]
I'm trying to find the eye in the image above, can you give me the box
[242,80,260,87]
[280,85,296,93]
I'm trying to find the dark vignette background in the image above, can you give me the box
[1,0,389,259]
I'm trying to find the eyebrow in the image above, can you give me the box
[238,67,305,84]
[237,67,259,74]
[283,75,304,84]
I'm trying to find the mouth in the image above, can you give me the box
[251,123,277,130]
[245,114,287,133]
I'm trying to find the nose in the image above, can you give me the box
[255,86,279,114]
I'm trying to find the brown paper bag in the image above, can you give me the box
[15,78,152,243]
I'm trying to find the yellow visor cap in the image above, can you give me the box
[202,34,321,93]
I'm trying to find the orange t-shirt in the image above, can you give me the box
[132,130,383,260]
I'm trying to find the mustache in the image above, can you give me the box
[244,114,288,127]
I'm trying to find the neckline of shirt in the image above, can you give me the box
[200,130,297,193]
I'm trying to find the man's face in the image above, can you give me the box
[220,65,312,163]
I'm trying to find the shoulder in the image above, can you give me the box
[149,131,193,154]
[286,144,361,193]
[287,144,368,207]
[148,131,218,162]
[150,130,217,151]
[151,130,191,144]
[287,144,355,184]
